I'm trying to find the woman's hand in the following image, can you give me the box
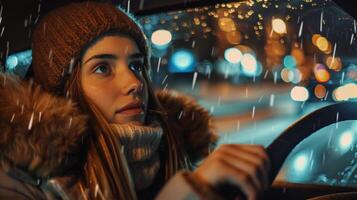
[193,144,271,200]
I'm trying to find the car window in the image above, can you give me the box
[136,0,357,188]
[5,0,357,188]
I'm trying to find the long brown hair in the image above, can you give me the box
[63,33,190,199]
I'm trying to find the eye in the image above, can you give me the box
[94,64,111,75]
[129,60,144,73]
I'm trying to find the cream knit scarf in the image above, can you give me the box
[109,122,163,190]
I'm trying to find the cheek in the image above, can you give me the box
[82,81,115,121]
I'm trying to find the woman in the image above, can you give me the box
[0,2,270,200]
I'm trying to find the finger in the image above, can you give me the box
[215,150,263,192]
[220,146,270,190]
[234,145,271,189]
[239,145,269,161]
[222,145,270,175]
[219,158,258,200]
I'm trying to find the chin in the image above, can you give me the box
[126,121,145,126]
[112,113,146,125]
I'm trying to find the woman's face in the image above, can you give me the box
[81,35,148,125]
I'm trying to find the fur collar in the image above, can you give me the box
[156,90,217,163]
[0,73,217,178]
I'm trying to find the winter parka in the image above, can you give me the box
[0,73,217,200]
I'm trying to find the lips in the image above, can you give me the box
[119,108,143,115]
[115,101,144,115]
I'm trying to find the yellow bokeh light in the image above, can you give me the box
[316,37,329,52]
[326,56,342,71]
[218,17,236,32]
[312,34,321,46]
[324,42,332,54]
[272,18,287,34]
[315,70,330,83]
[314,64,330,83]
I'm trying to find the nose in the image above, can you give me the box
[116,63,142,96]
[126,81,140,96]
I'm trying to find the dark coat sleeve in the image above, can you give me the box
[0,170,46,200]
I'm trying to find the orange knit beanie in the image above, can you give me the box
[31,2,150,94]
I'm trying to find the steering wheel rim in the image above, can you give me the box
[216,101,357,200]
[266,101,357,185]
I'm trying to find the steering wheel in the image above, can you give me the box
[216,102,357,200]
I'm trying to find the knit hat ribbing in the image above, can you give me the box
[31,2,150,93]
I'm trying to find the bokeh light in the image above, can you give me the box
[283,55,297,69]
[218,17,236,32]
[314,64,330,83]
[169,50,196,72]
[324,42,333,54]
[290,68,302,84]
[314,84,327,99]
[312,34,333,54]
[316,36,329,52]
[281,68,302,84]
[151,29,172,47]
[312,34,322,46]
[224,47,243,64]
[333,83,357,101]
[6,55,18,70]
[293,153,308,172]
[339,131,354,150]
[272,18,287,34]
[5,50,32,74]
[241,53,259,76]
[326,56,342,71]
[346,64,357,80]
[281,68,293,83]
[290,86,309,101]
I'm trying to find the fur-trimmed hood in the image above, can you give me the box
[0,73,217,178]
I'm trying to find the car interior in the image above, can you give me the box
[1,0,357,199]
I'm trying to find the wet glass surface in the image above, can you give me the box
[137,0,357,187]
[5,0,357,188]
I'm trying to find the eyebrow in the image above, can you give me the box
[83,53,144,64]
[83,54,118,64]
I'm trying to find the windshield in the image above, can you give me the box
[5,0,357,189]
[136,0,357,187]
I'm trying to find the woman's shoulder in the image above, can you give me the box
[0,167,85,200]
[0,72,88,181]
[156,90,218,163]
[0,169,46,199]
